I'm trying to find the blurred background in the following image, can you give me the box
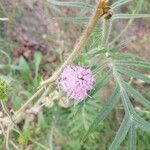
[0,0,150,149]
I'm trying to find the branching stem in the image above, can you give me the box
[14,0,110,117]
[14,1,110,121]
[41,0,110,86]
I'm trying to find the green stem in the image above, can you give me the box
[15,87,44,117]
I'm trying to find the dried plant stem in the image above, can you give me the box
[41,0,109,86]
[34,85,52,106]
[14,0,109,116]
[1,101,21,149]
[1,101,20,133]
[6,124,11,150]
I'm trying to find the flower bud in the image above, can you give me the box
[0,78,9,100]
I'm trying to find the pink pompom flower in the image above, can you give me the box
[59,65,94,101]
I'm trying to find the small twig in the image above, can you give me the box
[41,0,110,86]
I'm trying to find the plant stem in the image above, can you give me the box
[13,0,110,119]
[41,0,110,86]
[34,85,52,106]
[1,101,22,149]
[15,87,44,116]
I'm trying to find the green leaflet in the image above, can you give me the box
[133,113,150,132]
[68,98,100,136]
[91,70,112,96]
[34,52,42,76]
[55,17,89,24]
[115,60,150,69]
[110,53,142,60]
[88,48,106,56]
[83,86,120,141]
[117,67,150,84]
[109,115,131,150]
[129,123,137,150]
[34,51,42,82]
[109,58,150,149]
[120,88,134,115]
[19,56,32,81]
[111,0,133,9]
[123,82,150,110]
[49,0,94,10]
[92,63,108,75]
[113,14,150,19]
[111,64,134,114]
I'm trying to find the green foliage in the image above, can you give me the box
[111,0,133,9]
[113,14,150,19]
[18,118,31,145]
[0,0,150,149]
[19,56,32,81]
[34,52,42,79]
[129,123,137,150]
[83,48,150,148]
[109,115,131,150]
[49,0,94,10]
[18,133,30,146]
[123,82,150,110]
[18,52,42,86]
[0,78,9,100]
[84,86,120,140]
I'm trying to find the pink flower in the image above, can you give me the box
[59,65,94,101]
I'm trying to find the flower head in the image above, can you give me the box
[59,65,94,101]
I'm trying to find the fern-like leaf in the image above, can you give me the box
[109,115,131,150]
[83,86,120,141]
